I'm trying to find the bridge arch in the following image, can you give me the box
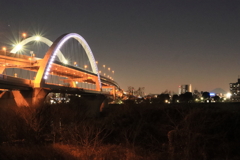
[34,33,101,91]
[10,36,67,63]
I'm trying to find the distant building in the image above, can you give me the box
[230,79,240,101]
[178,84,192,94]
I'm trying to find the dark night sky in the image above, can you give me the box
[0,0,240,94]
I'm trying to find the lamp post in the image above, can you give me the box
[112,70,114,79]
[2,47,6,74]
[84,65,88,88]
[29,51,35,80]
[84,65,87,69]
[22,33,27,39]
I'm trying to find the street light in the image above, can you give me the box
[29,51,35,80]
[2,47,6,52]
[2,47,6,74]
[112,70,114,79]
[22,33,27,39]
[84,65,88,88]
[2,47,6,57]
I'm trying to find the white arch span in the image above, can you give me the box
[10,35,67,63]
[34,33,101,91]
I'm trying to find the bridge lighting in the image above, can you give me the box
[50,58,54,63]
[96,61,98,64]
[98,71,101,74]
[108,67,110,71]
[103,65,105,68]
[35,36,41,41]
[112,70,114,74]
[15,44,22,51]
[64,60,68,64]
[84,65,88,69]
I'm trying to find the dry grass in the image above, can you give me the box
[0,102,240,159]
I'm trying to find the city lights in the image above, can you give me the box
[226,92,232,99]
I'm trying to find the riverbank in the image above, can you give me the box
[0,102,240,159]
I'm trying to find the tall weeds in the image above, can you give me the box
[0,102,240,159]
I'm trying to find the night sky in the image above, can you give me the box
[1,0,240,94]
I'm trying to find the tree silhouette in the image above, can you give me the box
[157,94,170,103]
[172,94,179,103]
[202,92,210,103]
[213,95,220,102]
[179,92,193,103]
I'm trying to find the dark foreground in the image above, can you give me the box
[0,101,240,160]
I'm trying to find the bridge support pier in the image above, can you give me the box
[102,86,116,100]
[0,89,108,117]
[0,88,50,107]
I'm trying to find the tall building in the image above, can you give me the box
[178,84,192,94]
[230,79,240,101]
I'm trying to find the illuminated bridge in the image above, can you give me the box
[0,33,122,112]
